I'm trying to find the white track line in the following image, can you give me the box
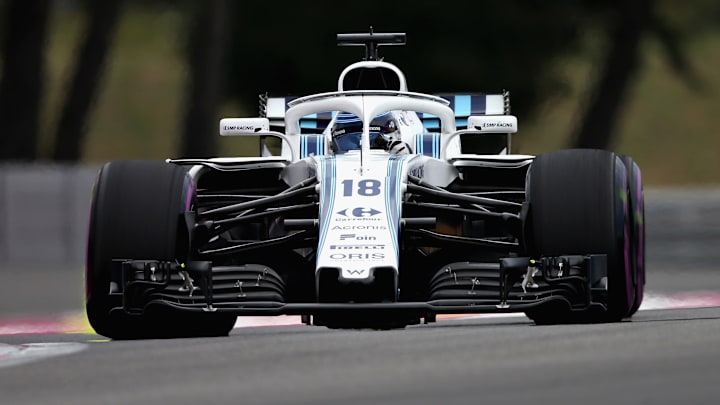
[0,342,87,369]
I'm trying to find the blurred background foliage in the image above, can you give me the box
[0,0,719,184]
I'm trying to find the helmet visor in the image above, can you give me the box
[333,132,385,153]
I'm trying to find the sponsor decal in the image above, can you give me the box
[478,122,514,129]
[222,125,260,132]
[334,217,382,222]
[329,244,385,250]
[332,225,386,230]
[329,253,385,260]
[340,234,377,241]
[337,207,382,217]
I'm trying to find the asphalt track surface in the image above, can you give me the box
[2,188,720,404]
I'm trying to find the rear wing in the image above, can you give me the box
[419,92,511,131]
[260,94,333,133]
[258,91,511,132]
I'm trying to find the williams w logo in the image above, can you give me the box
[345,269,366,275]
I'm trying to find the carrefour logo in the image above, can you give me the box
[337,207,381,217]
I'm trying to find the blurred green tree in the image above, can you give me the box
[179,0,231,158]
[0,0,50,161]
[225,1,588,120]
[52,0,123,161]
[571,0,702,150]
[2,0,715,161]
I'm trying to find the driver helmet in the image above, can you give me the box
[330,112,399,153]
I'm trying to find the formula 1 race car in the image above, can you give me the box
[85,31,645,339]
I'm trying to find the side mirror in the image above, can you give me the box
[218,117,298,161]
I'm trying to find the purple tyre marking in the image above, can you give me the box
[633,164,645,306]
[620,164,633,309]
[185,176,195,211]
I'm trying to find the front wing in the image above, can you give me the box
[112,255,608,321]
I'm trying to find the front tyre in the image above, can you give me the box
[524,149,636,323]
[86,160,236,339]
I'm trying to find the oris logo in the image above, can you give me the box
[329,253,385,260]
